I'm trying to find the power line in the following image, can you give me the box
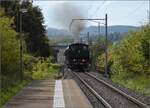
[88,1,101,17]
[87,1,106,27]
[90,1,106,18]
[124,1,147,18]
[87,4,94,17]
[94,0,106,17]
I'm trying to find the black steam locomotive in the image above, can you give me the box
[64,43,90,71]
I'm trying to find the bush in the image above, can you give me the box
[97,24,150,95]
[110,25,150,95]
[23,54,37,80]
[51,63,61,70]
[0,80,29,107]
[1,56,60,106]
[0,7,60,107]
[31,57,60,80]
[0,8,21,88]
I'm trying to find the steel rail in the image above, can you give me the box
[85,73,150,108]
[72,72,112,108]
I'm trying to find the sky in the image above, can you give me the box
[33,1,149,29]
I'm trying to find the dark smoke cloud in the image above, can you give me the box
[53,3,86,39]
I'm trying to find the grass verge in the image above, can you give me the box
[111,74,150,96]
[0,80,29,107]
[1,59,60,107]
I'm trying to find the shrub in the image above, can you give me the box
[97,24,150,95]
[31,57,60,80]
[110,25,150,95]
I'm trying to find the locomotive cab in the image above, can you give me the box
[64,43,90,71]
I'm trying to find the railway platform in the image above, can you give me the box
[2,79,92,108]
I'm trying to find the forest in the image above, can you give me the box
[0,1,60,106]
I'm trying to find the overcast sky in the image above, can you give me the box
[33,1,149,29]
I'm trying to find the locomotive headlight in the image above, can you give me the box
[73,59,76,61]
[82,59,85,62]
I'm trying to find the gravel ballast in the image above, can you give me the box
[64,69,150,107]
[89,72,150,106]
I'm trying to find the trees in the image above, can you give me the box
[14,1,51,57]
[0,8,20,88]
[96,24,150,95]
[111,26,150,76]
[0,0,17,17]
[0,2,59,106]
[0,0,53,89]
[140,25,150,60]
[92,37,112,71]
[109,25,150,95]
[0,1,51,57]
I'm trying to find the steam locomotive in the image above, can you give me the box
[64,43,90,71]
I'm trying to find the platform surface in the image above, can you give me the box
[63,79,92,108]
[2,80,55,108]
[2,79,92,108]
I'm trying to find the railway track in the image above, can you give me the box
[72,71,149,108]
[72,71,111,108]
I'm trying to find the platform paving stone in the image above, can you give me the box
[2,80,55,108]
[63,79,93,108]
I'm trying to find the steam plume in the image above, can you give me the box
[53,3,86,41]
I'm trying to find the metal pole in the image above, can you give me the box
[0,0,1,94]
[69,17,107,72]
[80,37,83,43]
[149,42,150,75]
[20,12,23,81]
[0,0,1,72]
[87,32,90,44]
[98,23,100,39]
[72,18,105,21]
[149,0,150,23]
[105,14,108,77]
[89,37,94,71]
[145,0,150,75]
[69,20,74,31]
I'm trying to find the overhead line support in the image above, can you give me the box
[69,14,109,77]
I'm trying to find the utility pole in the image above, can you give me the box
[149,0,150,23]
[149,39,150,77]
[149,0,150,73]
[148,0,150,71]
[104,14,108,77]
[87,32,90,44]
[69,14,108,74]
[19,9,27,81]
[98,23,100,39]
[80,37,83,43]
[19,12,23,81]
